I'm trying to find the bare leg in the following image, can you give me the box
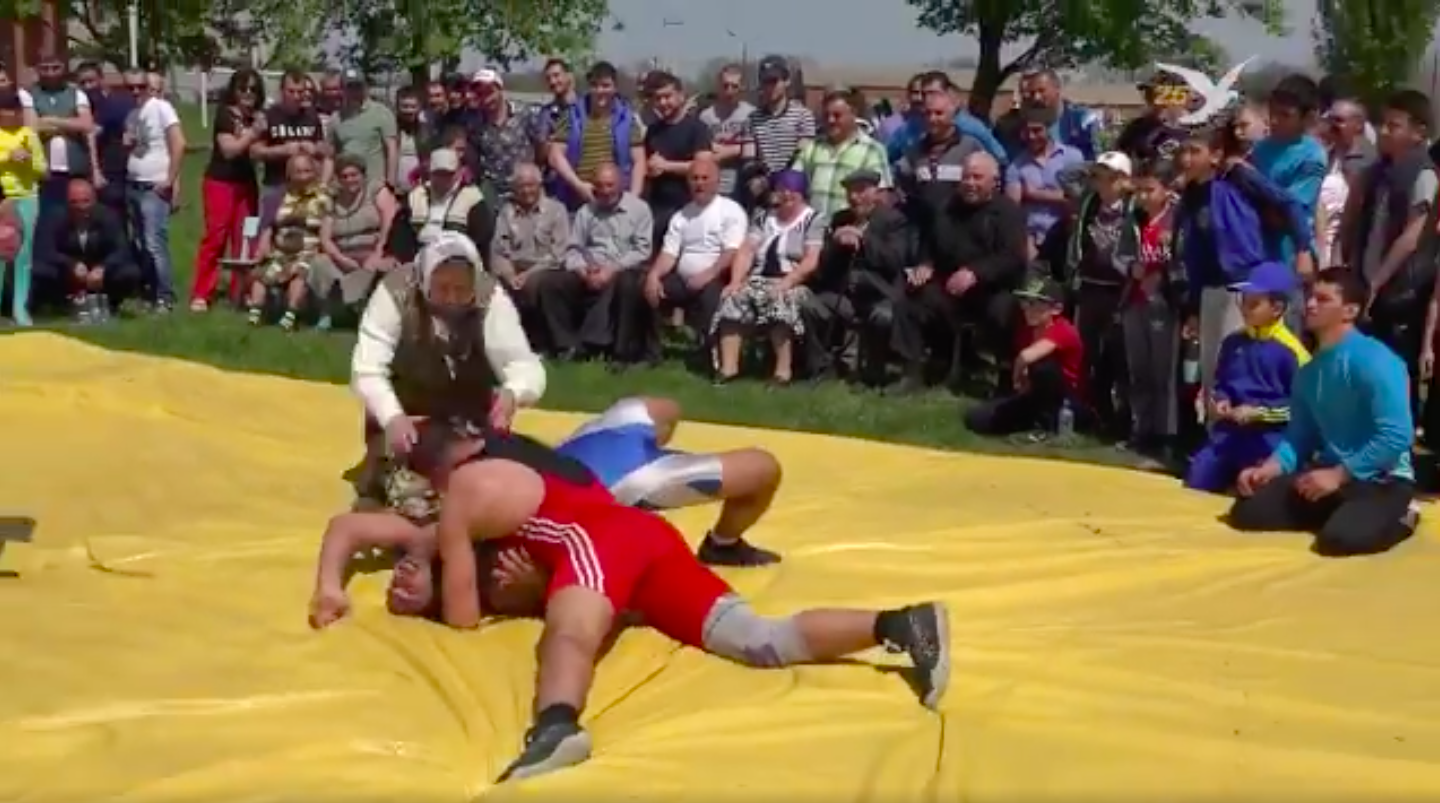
[716,326,743,378]
[498,585,614,782]
[699,448,783,566]
[769,324,793,382]
[639,397,682,446]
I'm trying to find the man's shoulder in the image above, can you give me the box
[711,195,747,219]
[538,196,567,216]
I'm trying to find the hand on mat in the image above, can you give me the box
[489,390,517,432]
[1296,466,1345,501]
[308,587,350,629]
[385,416,419,457]
[1236,462,1281,497]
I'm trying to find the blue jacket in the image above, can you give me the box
[1273,329,1414,482]
[1178,164,1313,307]
[558,97,636,206]
[1001,102,1102,161]
[886,110,1007,167]
[1212,320,1310,429]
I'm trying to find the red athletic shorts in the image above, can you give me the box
[519,470,733,647]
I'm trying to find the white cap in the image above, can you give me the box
[418,232,483,293]
[429,148,460,173]
[472,68,503,87]
[1094,151,1133,177]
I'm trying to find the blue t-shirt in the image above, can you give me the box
[1250,135,1326,262]
[90,89,135,178]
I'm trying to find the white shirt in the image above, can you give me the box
[351,282,547,427]
[1319,161,1348,267]
[16,89,33,110]
[661,195,748,279]
[126,96,181,184]
[40,87,87,173]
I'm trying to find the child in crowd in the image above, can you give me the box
[0,88,46,326]
[964,275,1086,439]
[1250,75,1326,278]
[1064,151,1136,437]
[1174,118,1311,406]
[1185,261,1309,492]
[249,154,330,330]
[1120,159,1181,461]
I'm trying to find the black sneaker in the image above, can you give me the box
[881,602,951,710]
[697,535,781,567]
[496,720,593,783]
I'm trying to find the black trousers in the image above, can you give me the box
[964,354,1078,435]
[530,268,649,361]
[891,278,1017,380]
[849,270,903,383]
[511,269,597,354]
[645,271,724,360]
[799,289,853,378]
[1364,296,1426,424]
[1228,473,1417,557]
[1073,281,1129,437]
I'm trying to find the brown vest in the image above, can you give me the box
[353,264,500,504]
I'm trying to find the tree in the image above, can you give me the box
[905,0,1286,120]
[1313,0,1440,105]
[330,0,610,86]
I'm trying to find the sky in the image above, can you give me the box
[590,0,1321,72]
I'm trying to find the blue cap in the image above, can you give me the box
[1229,261,1296,295]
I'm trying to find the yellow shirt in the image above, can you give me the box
[0,127,47,198]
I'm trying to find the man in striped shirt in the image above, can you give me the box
[740,55,815,208]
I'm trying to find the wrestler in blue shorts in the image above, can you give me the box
[557,396,783,566]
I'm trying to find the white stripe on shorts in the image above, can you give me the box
[519,517,606,592]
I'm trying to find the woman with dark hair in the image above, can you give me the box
[190,69,266,310]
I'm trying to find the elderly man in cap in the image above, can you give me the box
[816,167,919,382]
[327,69,397,188]
[387,147,493,267]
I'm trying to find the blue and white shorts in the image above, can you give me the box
[556,398,725,510]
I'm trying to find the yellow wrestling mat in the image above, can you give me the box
[4,333,1440,801]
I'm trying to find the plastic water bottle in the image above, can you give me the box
[1057,400,1075,438]
[1181,338,1201,385]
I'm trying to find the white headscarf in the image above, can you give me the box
[417,231,484,295]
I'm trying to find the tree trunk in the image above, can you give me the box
[968,25,1006,122]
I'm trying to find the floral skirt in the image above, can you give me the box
[259,250,317,285]
[710,275,812,337]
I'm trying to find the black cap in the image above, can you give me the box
[841,168,883,188]
[1014,274,1064,304]
[757,55,790,82]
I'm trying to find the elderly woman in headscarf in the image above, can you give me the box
[710,169,825,386]
[349,231,546,506]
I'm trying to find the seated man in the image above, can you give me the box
[489,163,572,352]
[1231,269,1419,557]
[540,163,654,366]
[387,147,493,266]
[557,396,780,565]
[45,177,136,323]
[1185,262,1308,493]
[415,428,951,782]
[821,168,918,384]
[893,151,1027,394]
[641,154,748,362]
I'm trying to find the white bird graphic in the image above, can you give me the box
[1153,56,1257,126]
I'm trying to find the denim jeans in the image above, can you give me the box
[128,182,174,304]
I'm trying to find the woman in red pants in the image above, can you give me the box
[191,69,264,311]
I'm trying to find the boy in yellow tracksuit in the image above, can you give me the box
[0,88,47,326]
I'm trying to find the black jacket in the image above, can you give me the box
[817,204,917,291]
[919,193,1027,288]
[46,206,131,277]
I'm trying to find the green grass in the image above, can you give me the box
[24,105,1128,466]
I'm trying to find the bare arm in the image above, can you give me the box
[163,121,185,188]
[547,140,586,192]
[314,513,430,599]
[372,186,398,257]
[628,145,646,195]
[438,460,547,629]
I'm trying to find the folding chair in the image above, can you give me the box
[218,216,262,307]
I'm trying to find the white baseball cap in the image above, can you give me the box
[1094,151,1133,177]
[429,148,461,173]
[471,68,503,87]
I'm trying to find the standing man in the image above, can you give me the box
[465,68,541,205]
[641,71,713,250]
[1017,69,1101,160]
[252,71,327,211]
[886,71,1008,168]
[741,56,816,208]
[328,70,396,189]
[697,64,754,201]
[1003,106,1084,259]
[393,86,429,195]
[31,51,96,281]
[547,61,645,209]
[76,61,131,223]
[1230,268,1419,557]
[125,72,186,313]
[793,89,892,221]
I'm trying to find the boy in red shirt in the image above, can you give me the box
[964,275,1086,437]
[1120,158,1182,461]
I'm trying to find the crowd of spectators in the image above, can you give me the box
[0,52,1429,557]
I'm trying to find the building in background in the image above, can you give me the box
[0,0,67,77]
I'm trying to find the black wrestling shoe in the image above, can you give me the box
[880,602,951,710]
[697,534,782,567]
[496,720,593,783]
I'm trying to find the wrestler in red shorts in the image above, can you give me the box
[406,421,952,784]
